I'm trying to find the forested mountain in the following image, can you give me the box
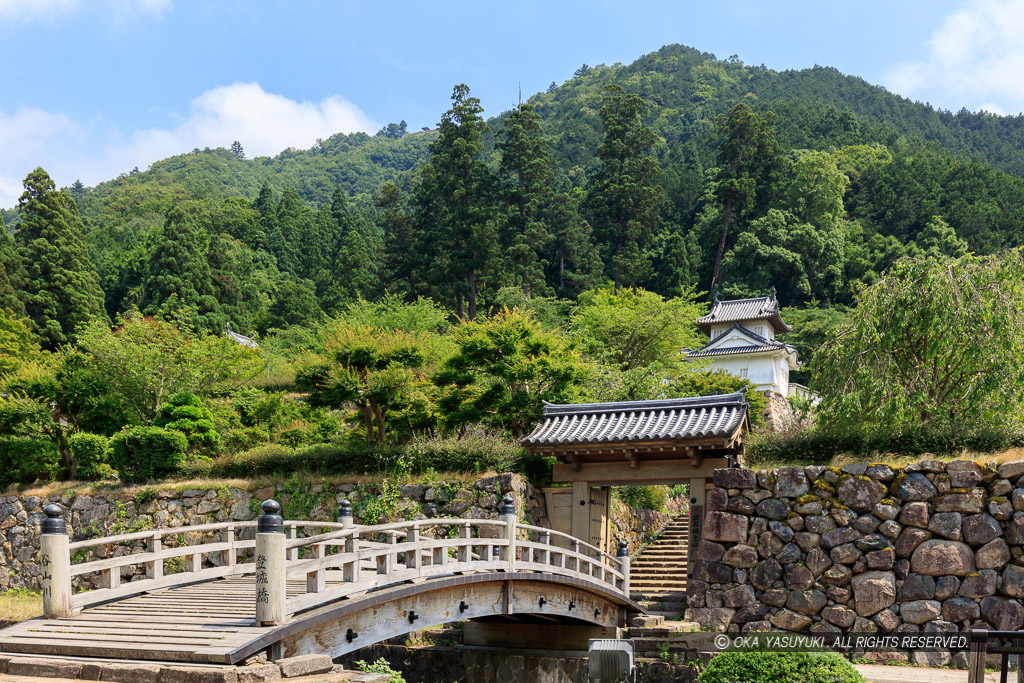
[4,42,1024,345]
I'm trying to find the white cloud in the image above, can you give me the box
[0,0,170,23]
[883,0,1024,113]
[0,83,379,207]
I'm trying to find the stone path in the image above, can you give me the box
[855,663,995,683]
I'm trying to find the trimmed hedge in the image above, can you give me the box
[0,438,59,486]
[68,432,112,481]
[749,424,1024,464]
[108,426,188,483]
[181,433,536,479]
[698,651,864,683]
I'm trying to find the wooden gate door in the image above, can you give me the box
[588,486,611,554]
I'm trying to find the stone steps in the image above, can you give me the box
[629,514,691,607]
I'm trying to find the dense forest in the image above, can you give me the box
[4,43,1024,344]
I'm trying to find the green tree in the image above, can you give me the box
[435,309,587,437]
[414,84,497,320]
[814,251,1024,434]
[0,308,40,375]
[298,324,432,446]
[0,217,26,316]
[710,104,784,288]
[155,392,220,456]
[915,215,969,258]
[570,287,705,374]
[586,85,666,289]
[142,207,218,328]
[497,103,555,297]
[548,189,603,298]
[377,182,417,295]
[77,310,266,424]
[15,168,106,348]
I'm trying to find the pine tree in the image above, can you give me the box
[377,181,417,295]
[15,168,105,348]
[141,207,217,327]
[497,103,555,298]
[586,86,666,289]
[276,189,314,276]
[0,215,26,316]
[710,103,784,288]
[413,84,496,320]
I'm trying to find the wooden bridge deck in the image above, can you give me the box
[0,575,281,663]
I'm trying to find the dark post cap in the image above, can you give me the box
[499,495,515,516]
[338,500,353,518]
[616,541,629,557]
[257,499,284,534]
[41,504,66,535]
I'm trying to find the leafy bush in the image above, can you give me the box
[615,485,668,511]
[108,426,188,483]
[156,392,220,455]
[698,651,864,683]
[353,658,405,683]
[0,438,59,486]
[68,433,114,481]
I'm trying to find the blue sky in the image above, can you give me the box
[1,0,1020,207]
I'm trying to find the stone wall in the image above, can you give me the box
[687,458,1024,666]
[611,499,673,555]
[0,474,668,592]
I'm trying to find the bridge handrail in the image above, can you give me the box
[516,523,616,563]
[67,520,258,551]
[283,518,507,551]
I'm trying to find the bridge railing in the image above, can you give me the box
[37,495,631,623]
[65,519,258,610]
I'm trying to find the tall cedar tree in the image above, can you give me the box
[710,103,783,288]
[586,86,666,289]
[15,168,105,348]
[377,182,417,296]
[276,189,318,278]
[252,182,277,254]
[497,103,555,298]
[414,84,496,320]
[319,188,379,311]
[0,215,26,315]
[142,207,218,326]
[548,190,603,298]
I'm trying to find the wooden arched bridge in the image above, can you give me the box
[0,498,638,665]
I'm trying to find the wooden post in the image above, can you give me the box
[255,500,286,626]
[40,505,72,619]
[617,541,630,596]
[146,533,163,581]
[222,525,236,569]
[968,629,988,683]
[499,495,517,573]
[407,523,420,570]
[338,500,354,529]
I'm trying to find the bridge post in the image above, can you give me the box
[40,505,72,619]
[499,495,517,572]
[617,541,630,596]
[255,500,287,626]
[338,499,354,529]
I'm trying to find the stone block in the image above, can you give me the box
[761,588,789,606]
[821,526,860,549]
[899,501,929,529]
[713,468,756,490]
[895,527,932,558]
[754,498,790,520]
[873,608,899,632]
[1001,565,1024,598]
[837,476,887,512]
[934,488,985,514]
[935,575,961,600]
[722,585,756,608]
[942,596,981,622]
[962,514,1002,546]
[822,605,857,628]
[910,539,976,576]
[702,511,748,543]
[774,467,809,498]
[235,664,282,682]
[8,657,83,677]
[998,460,1024,481]
[749,558,782,589]
[722,544,758,568]
[804,515,836,534]
[977,538,1011,570]
[900,599,942,624]
[684,607,735,631]
[275,654,334,677]
[851,570,896,616]
[161,667,240,683]
[982,596,1024,630]
[768,608,811,631]
[894,473,938,502]
[693,540,725,563]
[784,564,814,591]
[927,511,962,540]
[96,662,164,682]
[786,589,827,615]
[897,573,936,601]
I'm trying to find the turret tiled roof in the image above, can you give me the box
[696,291,791,334]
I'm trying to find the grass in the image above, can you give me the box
[0,589,41,623]
[747,445,1024,471]
[1,470,497,500]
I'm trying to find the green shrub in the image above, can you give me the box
[615,485,668,511]
[68,432,113,481]
[108,426,188,483]
[353,657,405,683]
[156,392,220,455]
[0,438,59,486]
[698,651,864,683]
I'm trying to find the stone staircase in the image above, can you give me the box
[629,514,690,619]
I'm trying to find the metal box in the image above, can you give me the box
[588,638,635,682]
